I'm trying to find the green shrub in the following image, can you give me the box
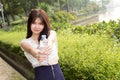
[51,22,72,32]
[113,27,120,42]
[10,16,27,26]
[0,31,25,56]
[50,11,76,23]
[9,24,27,32]
[58,32,120,80]
[0,20,120,80]
[71,20,120,42]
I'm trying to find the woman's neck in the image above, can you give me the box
[31,34,39,41]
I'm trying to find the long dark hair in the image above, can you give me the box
[26,9,50,41]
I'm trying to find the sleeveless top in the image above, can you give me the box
[21,38,59,68]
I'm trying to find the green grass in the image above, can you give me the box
[0,30,25,46]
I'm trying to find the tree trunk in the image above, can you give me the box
[6,0,15,21]
[66,0,69,12]
[0,0,10,26]
[58,0,61,10]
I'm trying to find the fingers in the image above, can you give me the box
[43,46,52,54]
[44,49,51,54]
[36,53,47,62]
[37,46,52,55]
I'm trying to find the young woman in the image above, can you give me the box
[21,9,65,80]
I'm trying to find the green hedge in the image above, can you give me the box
[51,20,120,42]
[0,29,120,80]
[58,33,120,80]
[71,20,120,42]
[0,30,25,56]
[0,19,120,79]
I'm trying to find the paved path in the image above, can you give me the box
[0,57,26,80]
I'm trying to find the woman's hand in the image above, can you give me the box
[43,46,52,55]
[38,46,52,55]
[35,50,48,63]
[35,46,51,63]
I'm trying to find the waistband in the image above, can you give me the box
[34,63,58,69]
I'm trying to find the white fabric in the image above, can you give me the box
[21,38,59,68]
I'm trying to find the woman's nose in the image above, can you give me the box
[35,24,40,27]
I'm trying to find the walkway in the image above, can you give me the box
[0,57,26,80]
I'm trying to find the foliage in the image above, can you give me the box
[0,29,120,80]
[58,33,120,80]
[3,18,120,42]
[0,14,120,80]
[10,18,27,26]
[37,2,53,14]
[51,22,72,32]
[71,20,120,42]
[84,1,99,14]
[113,27,120,42]
[0,30,25,56]
[50,11,76,23]
[9,24,27,32]
[1,0,110,27]
[36,0,56,5]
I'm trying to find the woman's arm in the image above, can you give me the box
[41,30,57,55]
[21,42,47,62]
[48,30,57,46]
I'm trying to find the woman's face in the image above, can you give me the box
[31,18,44,35]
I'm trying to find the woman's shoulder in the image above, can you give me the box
[50,30,56,36]
[48,30,57,44]
[50,30,56,33]
[20,38,31,51]
[20,38,31,44]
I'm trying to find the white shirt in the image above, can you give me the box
[21,38,59,68]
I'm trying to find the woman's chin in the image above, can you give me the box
[33,31,41,34]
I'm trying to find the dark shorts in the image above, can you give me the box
[34,64,65,80]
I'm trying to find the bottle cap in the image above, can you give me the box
[41,35,46,38]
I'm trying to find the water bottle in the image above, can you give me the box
[40,35,48,48]
[39,35,49,64]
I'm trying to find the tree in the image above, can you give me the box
[5,0,15,21]
[101,0,110,9]
[65,0,90,12]
[0,0,10,26]
[66,0,69,12]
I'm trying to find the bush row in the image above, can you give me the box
[58,33,120,80]
[0,19,120,80]
[54,20,120,42]
[71,20,120,42]
[0,29,120,80]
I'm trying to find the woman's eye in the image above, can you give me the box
[32,22,36,24]
[39,23,43,25]
[32,22,43,25]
